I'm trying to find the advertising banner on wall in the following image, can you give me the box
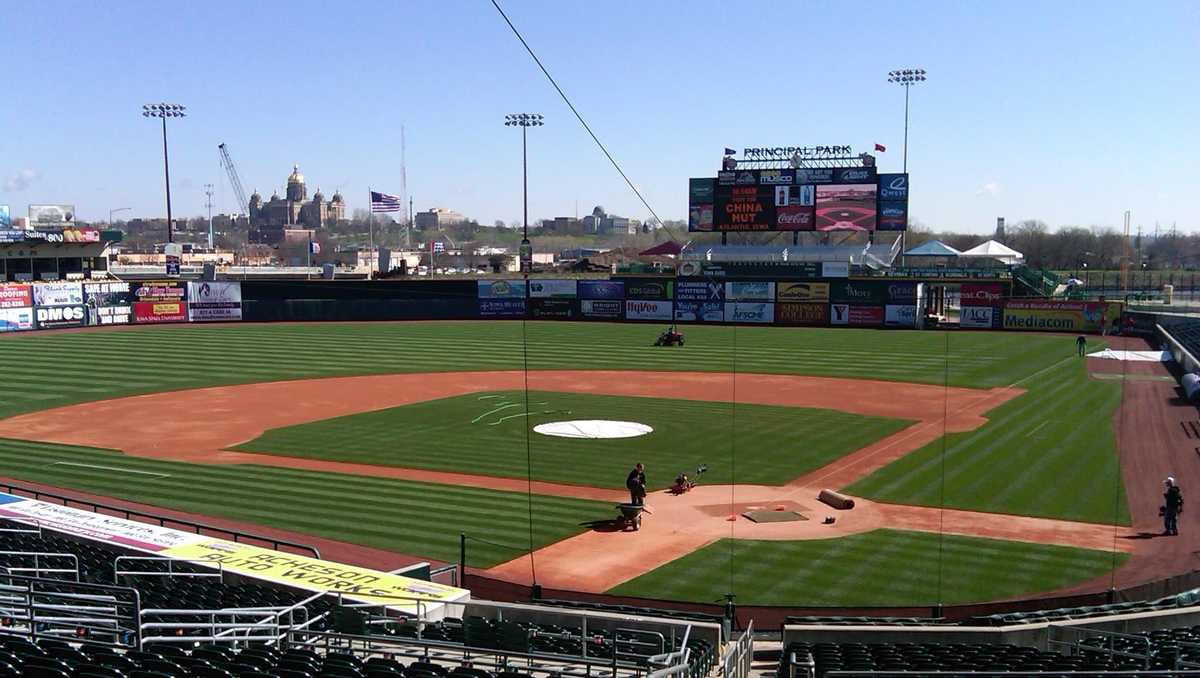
[674,301,723,322]
[0,205,9,227]
[776,282,830,302]
[675,279,724,303]
[831,280,886,305]
[62,227,101,243]
[960,283,1005,306]
[133,301,188,324]
[578,280,624,300]
[28,204,76,226]
[830,304,884,326]
[83,281,132,326]
[822,262,850,278]
[133,280,188,303]
[581,299,623,319]
[33,282,83,307]
[885,305,918,327]
[0,283,32,309]
[624,279,673,300]
[677,260,823,280]
[1002,300,1120,332]
[624,299,673,321]
[0,307,34,333]
[886,282,919,303]
[960,306,998,329]
[725,302,775,324]
[528,298,576,319]
[477,279,526,299]
[725,281,775,301]
[527,280,578,299]
[776,302,828,326]
[187,282,243,322]
[35,305,86,329]
[479,299,526,317]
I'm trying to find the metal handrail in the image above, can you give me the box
[113,556,223,584]
[0,482,320,558]
[0,551,79,581]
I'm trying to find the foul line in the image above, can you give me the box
[50,461,171,478]
[1026,420,1054,438]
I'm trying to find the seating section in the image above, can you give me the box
[1079,625,1200,669]
[1160,316,1200,358]
[782,641,1140,677]
[534,600,723,626]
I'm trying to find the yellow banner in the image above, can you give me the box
[1003,308,1085,331]
[161,539,468,611]
[776,282,830,302]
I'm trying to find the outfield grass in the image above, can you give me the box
[0,437,608,567]
[0,322,1083,420]
[233,390,912,488]
[608,529,1127,607]
[845,355,1130,525]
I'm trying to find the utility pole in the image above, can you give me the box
[204,183,214,249]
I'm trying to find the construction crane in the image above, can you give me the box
[218,143,250,222]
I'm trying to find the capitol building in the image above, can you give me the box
[249,165,345,244]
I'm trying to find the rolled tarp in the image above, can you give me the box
[818,489,855,510]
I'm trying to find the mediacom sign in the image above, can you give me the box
[724,302,774,323]
[133,301,187,324]
[624,300,673,321]
[776,302,827,325]
[776,282,830,302]
[1002,301,1118,332]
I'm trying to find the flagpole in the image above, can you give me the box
[367,187,375,280]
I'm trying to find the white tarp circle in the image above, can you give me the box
[533,420,653,439]
[1086,349,1171,362]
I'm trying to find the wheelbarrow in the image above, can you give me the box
[615,503,647,531]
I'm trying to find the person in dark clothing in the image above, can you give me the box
[1076,335,1087,357]
[626,463,646,506]
[1164,477,1184,536]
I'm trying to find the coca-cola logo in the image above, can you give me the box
[777,206,812,226]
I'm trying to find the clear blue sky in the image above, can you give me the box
[1,0,1196,234]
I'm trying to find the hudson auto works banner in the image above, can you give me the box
[83,281,133,326]
[1002,300,1122,332]
[187,281,243,322]
[0,493,468,614]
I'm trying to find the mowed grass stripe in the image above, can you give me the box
[846,355,1129,524]
[0,438,605,567]
[233,390,913,488]
[0,323,1078,420]
[607,530,1126,607]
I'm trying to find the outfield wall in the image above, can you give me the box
[3,277,1131,335]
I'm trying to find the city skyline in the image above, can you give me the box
[0,0,1196,234]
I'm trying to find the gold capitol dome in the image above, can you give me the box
[287,164,305,185]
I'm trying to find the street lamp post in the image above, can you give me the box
[142,103,186,243]
[108,207,131,226]
[504,113,543,275]
[887,69,927,174]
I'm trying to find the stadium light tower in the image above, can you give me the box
[142,103,187,243]
[504,113,543,274]
[887,69,926,173]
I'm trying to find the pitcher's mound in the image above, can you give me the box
[533,420,653,439]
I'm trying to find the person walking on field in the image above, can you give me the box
[1164,477,1184,536]
[1077,335,1087,357]
[626,463,647,506]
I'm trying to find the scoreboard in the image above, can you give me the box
[689,168,909,233]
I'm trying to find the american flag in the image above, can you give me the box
[370,191,402,213]
[431,241,445,254]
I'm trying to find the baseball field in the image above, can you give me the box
[0,321,1141,607]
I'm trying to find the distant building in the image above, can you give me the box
[541,217,585,235]
[415,208,466,230]
[249,165,345,244]
[581,206,640,235]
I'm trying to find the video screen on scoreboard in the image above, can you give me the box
[689,169,908,232]
[815,184,877,231]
